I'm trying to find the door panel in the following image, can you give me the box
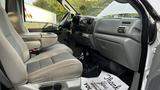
[146,44,160,90]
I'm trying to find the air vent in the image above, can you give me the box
[117,26,126,33]
[122,21,131,24]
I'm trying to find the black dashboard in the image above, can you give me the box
[72,16,96,34]
[71,15,96,47]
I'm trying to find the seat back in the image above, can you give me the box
[0,3,28,85]
[7,0,29,34]
[8,12,29,34]
[0,5,30,62]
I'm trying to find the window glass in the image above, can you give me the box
[68,0,112,16]
[24,0,66,30]
[97,1,139,19]
[68,0,139,19]
[24,0,67,23]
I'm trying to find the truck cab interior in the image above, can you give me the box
[0,0,158,90]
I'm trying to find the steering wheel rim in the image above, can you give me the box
[58,12,72,30]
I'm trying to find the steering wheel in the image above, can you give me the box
[58,12,73,30]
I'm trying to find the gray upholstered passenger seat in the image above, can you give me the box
[8,12,73,54]
[27,52,76,73]
[0,4,82,89]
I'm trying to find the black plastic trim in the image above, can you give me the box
[148,22,157,45]
[140,0,160,21]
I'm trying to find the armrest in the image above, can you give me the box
[21,32,58,48]
[20,32,57,39]
[41,33,57,38]
[20,32,41,40]
[40,33,58,48]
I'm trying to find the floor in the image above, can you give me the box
[81,71,129,90]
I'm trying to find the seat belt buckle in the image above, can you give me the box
[30,48,39,55]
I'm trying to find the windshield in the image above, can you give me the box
[68,0,139,18]
[97,1,138,18]
[67,0,112,16]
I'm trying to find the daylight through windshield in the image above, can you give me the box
[67,0,112,16]
[67,0,139,18]
[24,0,139,25]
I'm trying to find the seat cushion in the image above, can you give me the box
[27,52,82,83]
[39,43,73,54]
[27,52,76,73]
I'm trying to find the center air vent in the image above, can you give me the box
[122,21,131,24]
[117,26,126,33]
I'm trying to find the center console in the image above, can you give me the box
[20,32,58,50]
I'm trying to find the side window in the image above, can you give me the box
[24,0,66,31]
[97,1,139,19]
[0,0,6,9]
[24,2,56,31]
